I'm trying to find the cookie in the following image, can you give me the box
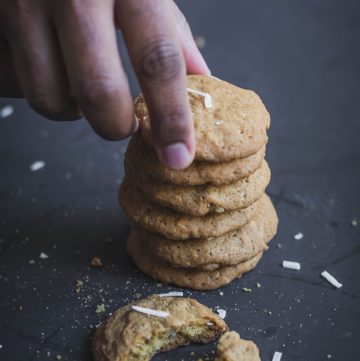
[127,235,263,290]
[125,133,266,186]
[135,75,270,162]
[92,295,228,361]
[131,193,277,269]
[129,160,270,216]
[215,331,260,361]
[119,179,265,241]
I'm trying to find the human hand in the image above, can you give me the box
[0,0,210,169]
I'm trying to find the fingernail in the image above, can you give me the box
[158,143,193,170]
[132,114,139,133]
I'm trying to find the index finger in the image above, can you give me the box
[116,0,195,169]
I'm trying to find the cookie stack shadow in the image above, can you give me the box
[120,75,278,290]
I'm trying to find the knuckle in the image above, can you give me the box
[139,38,183,84]
[153,112,189,142]
[76,80,121,113]
[28,95,79,120]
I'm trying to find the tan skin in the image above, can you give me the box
[0,0,210,169]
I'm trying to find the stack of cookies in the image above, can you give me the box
[120,75,278,290]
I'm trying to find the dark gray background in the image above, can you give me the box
[1,0,360,360]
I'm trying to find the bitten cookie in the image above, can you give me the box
[129,160,271,216]
[215,331,261,361]
[119,179,265,241]
[125,133,266,186]
[127,235,263,290]
[131,193,278,269]
[92,295,228,361]
[136,75,270,162]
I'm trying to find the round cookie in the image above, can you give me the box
[119,179,265,241]
[130,193,278,269]
[125,133,266,186]
[93,295,228,361]
[129,160,271,216]
[135,75,270,162]
[127,236,263,290]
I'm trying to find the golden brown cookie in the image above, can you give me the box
[129,160,270,216]
[131,193,277,269]
[119,179,265,241]
[127,235,263,290]
[92,295,228,361]
[215,331,261,361]
[125,133,266,186]
[135,75,270,162]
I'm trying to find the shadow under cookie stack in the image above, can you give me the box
[120,75,278,290]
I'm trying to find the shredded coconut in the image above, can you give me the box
[215,120,224,126]
[39,252,49,260]
[294,232,303,240]
[30,161,45,172]
[0,105,14,118]
[272,351,282,361]
[282,260,301,270]
[131,306,169,318]
[217,309,226,319]
[321,271,342,288]
[187,88,213,108]
[159,292,183,297]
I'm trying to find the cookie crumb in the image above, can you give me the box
[95,304,106,314]
[75,280,84,293]
[90,257,103,267]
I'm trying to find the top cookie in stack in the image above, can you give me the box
[120,75,278,290]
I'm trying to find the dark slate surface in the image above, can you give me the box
[1,1,360,360]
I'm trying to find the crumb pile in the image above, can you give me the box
[120,75,278,290]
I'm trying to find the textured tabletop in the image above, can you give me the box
[1,1,360,360]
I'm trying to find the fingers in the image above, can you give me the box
[0,40,22,98]
[117,0,195,169]
[169,2,211,75]
[53,0,135,140]
[5,6,81,120]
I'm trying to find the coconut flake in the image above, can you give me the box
[158,291,183,297]
[187,88,213,109]
[217,309,226,319]
[131,305,169,318]
[272,351,282,361]
[321,271,342,288]
[282,260,301,270]
[0,105,14,118]
[39,252,49,260]
[294,232,303,240]
[214,120,224,126]
[209,75,221,81]
[30,161,45,172]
